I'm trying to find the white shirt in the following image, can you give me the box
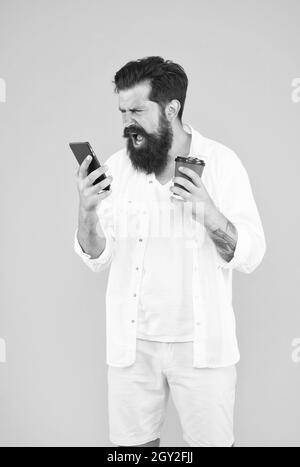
[136,177,195,342]
[74,123,266,368]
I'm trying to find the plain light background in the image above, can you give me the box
[0,0,299,447]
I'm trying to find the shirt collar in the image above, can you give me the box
[182,122,195,156]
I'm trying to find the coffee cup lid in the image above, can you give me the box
[175,156,205,165]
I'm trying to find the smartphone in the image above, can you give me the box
[69,141,110,191]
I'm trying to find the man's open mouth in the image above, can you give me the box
[130,133,144,146]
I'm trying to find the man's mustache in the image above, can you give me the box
[123,126,148,138]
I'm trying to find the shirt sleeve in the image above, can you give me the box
[216,151,266,274]
[74,196,116,273]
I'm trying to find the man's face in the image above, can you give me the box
[119,82,173,176]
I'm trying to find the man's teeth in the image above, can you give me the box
[132,134,143,145]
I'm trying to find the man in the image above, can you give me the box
[74,56,266,447]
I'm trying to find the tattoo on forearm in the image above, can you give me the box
[208,220,238,263]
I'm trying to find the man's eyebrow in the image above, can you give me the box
[118,106,144,111]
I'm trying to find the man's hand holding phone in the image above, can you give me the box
[76,155,113,213]
[75,155,113,259]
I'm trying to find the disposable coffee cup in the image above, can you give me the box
[172,156,205,200]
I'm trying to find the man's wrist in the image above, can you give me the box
[79,205,98,229]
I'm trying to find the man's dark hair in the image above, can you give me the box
[113,56,188,122]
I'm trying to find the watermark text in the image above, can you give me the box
[291,78,300,103]
[0,338,6,363]
[0,78,6,103]
[291,338,300,363]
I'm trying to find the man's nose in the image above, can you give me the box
[123,112,136,127]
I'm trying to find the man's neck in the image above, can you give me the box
[168,122,192,164]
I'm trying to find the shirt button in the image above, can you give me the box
[131,320,135,323]
[133,293,137,297]
[149,180,153,184]
[139,238,143,242]
[136,267,139,271]
[196,321,201,326]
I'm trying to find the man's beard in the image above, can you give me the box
[123,112,173,176]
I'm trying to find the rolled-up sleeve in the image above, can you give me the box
[74,198,115,273]
[217,151,266,274]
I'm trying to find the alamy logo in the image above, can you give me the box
[291,78,300,103]
[98,200,206,245]
[0,78,6,103]
[0,338,6,363]
[291,338,300,363]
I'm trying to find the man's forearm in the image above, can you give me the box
[77,207,106,259]
[204,202,238,263]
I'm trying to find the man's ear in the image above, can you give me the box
[166,99,181,121]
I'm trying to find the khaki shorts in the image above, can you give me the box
[107,339,237,447]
